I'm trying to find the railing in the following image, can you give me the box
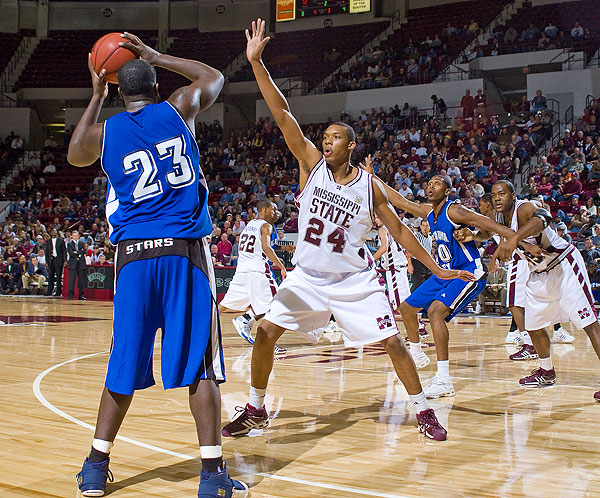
[0,36,33,93]
[524,98,561,185]
[564,105,574,132]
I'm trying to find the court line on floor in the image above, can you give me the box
[32,350,413,498]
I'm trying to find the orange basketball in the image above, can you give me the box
[91,32,137,84]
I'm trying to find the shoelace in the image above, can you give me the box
[420,409,438,426]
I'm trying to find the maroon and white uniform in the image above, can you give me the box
[381,227,411,309]
[498,200,597,330]
[220,219,277,314]
[265,157,398,346]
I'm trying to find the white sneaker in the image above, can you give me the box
[505,330,522,345]
[411,349,431,369]
[424,374,455,399]
[552,327,575,343]
[233,316,254,345]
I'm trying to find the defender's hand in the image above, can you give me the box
[436,268,476,282]
[453,227,475,243]
[495,237,518,262]
[88,53,108,99]
[246,19,270,65]
[359,154,373,174]
[119,32,159,65]
[280,267,287,279]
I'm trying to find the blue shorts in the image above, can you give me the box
[105,238,225,395]
[405,274,486,321]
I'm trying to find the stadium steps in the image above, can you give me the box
[436,0,527,82]
[1,36,39,93]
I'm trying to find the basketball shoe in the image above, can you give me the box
[418,319,429,339]
[274,344,287,355]
[519,367,556,387]
[76,457,113,497]
[424,374,455,398]
[411,349,431,369]
[222,403,269,437]
[197,464,248,498]
[552,326,575,343]
[233,316,254,345]
[505,330,522,344]
[509,344,538,360]
[416,408,447,441]
[594,391,600,402]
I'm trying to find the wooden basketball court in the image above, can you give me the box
[1,297,599,497]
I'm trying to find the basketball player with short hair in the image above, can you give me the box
[222,19,475,442]
[67,33,247,497]
[490,181,600,396]
[219,199,287,345]
[363,163,519,398]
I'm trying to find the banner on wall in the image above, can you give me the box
[276,0,296,21]
[349,0,370,14]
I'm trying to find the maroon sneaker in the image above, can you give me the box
[416,408,447,441]
[221,403,269,437]
[594,391,600,402]
[418,320,429,339]
[519,367,556,387]
[509,344,538,361]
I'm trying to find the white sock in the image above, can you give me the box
[200,445,222,459]
[521,331,533,346]
[409,341,422,354]
[539,356,553,371]
[92,438,113,455]
[249,386,266,409]
[436,360,450,378]
[409,391,429,413]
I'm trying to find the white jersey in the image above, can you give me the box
[236,219,270,273]
[294,157,375,273]
[381,227,408,270]
[496,199,571,273]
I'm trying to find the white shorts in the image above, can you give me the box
[386,265,411,310]
[507,255,528,308]
[219,270,278,315]
[264,265,398,347]
[525,249,598,330]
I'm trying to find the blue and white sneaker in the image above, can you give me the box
[233,316,254,345]
[76,458,113,497]
[197,464,249,497]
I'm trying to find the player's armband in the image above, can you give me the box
[532,208,552,229]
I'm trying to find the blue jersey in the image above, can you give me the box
[428,200,484,278]
[102,101,211,244]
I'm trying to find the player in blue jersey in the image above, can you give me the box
[362,158,515,398]
[67,33,247,497]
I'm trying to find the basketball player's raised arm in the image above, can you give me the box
[260,224,287,279]
[67,56,106,167]
[119,32,224,128]
[360,155,431,219]
[448,204,516,241]
[372,179,475,282]
[372,227,389,261]
[246,19,321,181]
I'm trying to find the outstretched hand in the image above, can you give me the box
[119,32,159,65]
[359,154,373,174]
[453,227,475,243]
[246,18,270,64]
[87,53,108,99]
[437,268,476,282]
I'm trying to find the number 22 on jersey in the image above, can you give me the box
[122,135,195,202]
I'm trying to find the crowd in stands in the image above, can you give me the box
[2,92,599,303]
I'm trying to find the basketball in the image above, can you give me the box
[90,32,137,84]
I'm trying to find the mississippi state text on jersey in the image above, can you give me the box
[294,157,374,272]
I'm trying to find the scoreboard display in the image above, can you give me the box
[276,0,370,21]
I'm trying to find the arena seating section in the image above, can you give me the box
[15,30,158,91]
[485,0,600,58]
[0,33,24,77]
[229,22,389,87]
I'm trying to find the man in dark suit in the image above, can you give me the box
[22,255,48,295]
[67,230,87,300]
[45,228,66,296]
